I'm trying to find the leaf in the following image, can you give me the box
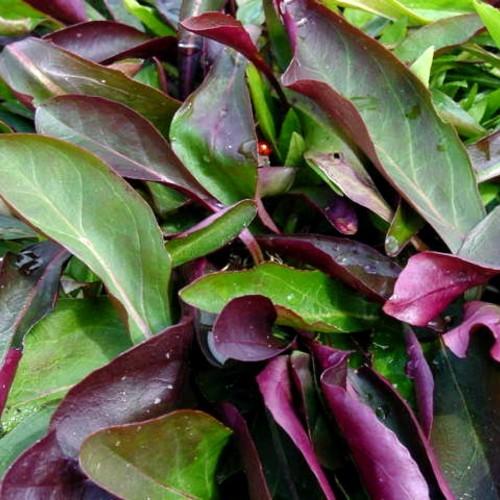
[0,37,179,136]
[219,403,272,500]
[280,0,485,252]
[383,251,497,326]
[410,46,434,86]
[258,234,401,301]
[430,338,500,498]
[23,0,87,24]
[170,46,258,205]
[474,0,500,48]
[256,356,336,500]
[80,410,231,499]
[0,134,172,341]
[3,298,132,431]
[257,167,296,197]
[210,295,293,362]
[0,214,37,240]
[468,130,500,182]
[0,1,57,36]
[180,262,380,333]
[0,317,193,497]
[124,0,176,35]
[45,20,176,64]
[166,200,257,267]
[35,94,209,203]
[394,14,484,63]
[385,200,425,257]
[443,301,500,361]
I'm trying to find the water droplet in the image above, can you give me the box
[296,17,308,27]
[385,236,399,256]
[154,397,161,404]
[166,384,174,390]
[100,79,107,84]
[114,440,121,447]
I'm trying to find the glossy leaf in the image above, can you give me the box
[80,411,231,500]
[0,135,172,341]
[257,356,336,499]
[385,200,425,257]
[0,214,36,240]
[0,37,179,135]
[211,295,292,362]
[166,200,257,266]
[257,167,296,197]
[383,251,497,326]
[170,47,258,205]
[181,262,380,333]
[23,0,87,24]
[3,298,132,431]
[0,318,193,497]
[45,21,176,64]
[474,0,500,48]
[394,14,484,63]
[468,130,500,182]
[443,301,500,361]
[280,0,485,252]
[258,234,401,301]
[35,94,209,203]
[123,0,175,35]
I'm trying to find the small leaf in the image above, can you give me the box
[0,214,37,240]
[473,0,500,48]
[410,45,434,87]
[80,411,231,500]
[0,135,172,341]
[181,262,379,333]
[385,200,425,257]
[124,0,176,35]
[468,130,500,183]
[166,200,257,266]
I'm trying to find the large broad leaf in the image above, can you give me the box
[0,37,179,135]
[23,0,87,24]
[0,135,172,342]
[3,298,132,432]
[45,20,176,64]
[170,47,258,205]
[0,318,193,497]
[431,338,500,498]
[180,262,379,333]
[280,0,485,252]
[80,411,231,500]
[394,14,484,63]
[35,94,209,203]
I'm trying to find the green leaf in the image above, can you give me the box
[284,132,306,167]
[385,200,425,256]
[124,0,175,35]
[0,38,179,136]
[3,298,132,431]
[79,410,231,500]
[166,200,257,267]
[409,46,434,87]
[171,48,258,205]
[473,0,500,48]
[283,0,485,252]
[0,135,172,341]
[180,262,379,332]
[0,215,36,240]
[0,0,60,36]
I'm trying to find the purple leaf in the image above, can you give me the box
[258,234,401,301]
[321,365,430,500]
[256,356,336,500]
[211,295,292,363]
[219,403,272,500]
[45,21,177,64]
[257,167,296,198]
[404,327,434,437]
[24,0,87,25]
[0,318,193,496]
[444,301,500,362]
[468,130,500,183]
[0,348,22,416]
[383,252,498,326]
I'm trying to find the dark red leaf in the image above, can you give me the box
[211,295,293,363]
[383,252,498,326]
[258,234,400,302]
[256,355,336,500]
[45,21,177,64]
[219,403,272,500]
[444,301,500,362]
[24,0,88,25]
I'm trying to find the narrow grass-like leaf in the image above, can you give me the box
[0,135,172,341]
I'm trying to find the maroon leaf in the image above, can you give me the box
[219,403,272,500]
[0,348,22,416]
[181,12,281,94]
[321,364,430,499]
[256,356,336,499]
[383,252,498,326]
[258,234,400,302]
[45,21,177,64]
[24,0,87,25]
[404,327,434,437]
[210,295,292,363]
[0,318,193,496]
[443,301,500,362]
